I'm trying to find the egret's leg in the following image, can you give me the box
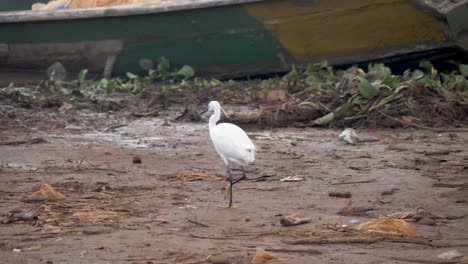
[223,165,232,199]
[222,165,234,208]
[232,166,247,185]
[228,166,234,207]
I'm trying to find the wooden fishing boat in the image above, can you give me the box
[0,0,467,81]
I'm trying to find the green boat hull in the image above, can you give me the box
[0,0,467,79]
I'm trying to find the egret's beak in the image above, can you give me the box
[199,106,209,116]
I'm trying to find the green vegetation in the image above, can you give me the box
[4,57,467,128]
[259,60,468,127]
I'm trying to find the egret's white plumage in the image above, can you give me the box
[203,101,256,207]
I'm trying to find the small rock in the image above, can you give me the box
[418,217,436,226]
[448,133,458,140]
[23,245,41,251]
[210,254,231,264]
[365,211,379,218]
[81,226,113,235]
[337,206,374,217]
[280,175,304,182]
[17,212,37,221]
[445,213,466,220]
[437,250,464,260]
[280,214,311,226]
[58,102,73,113]
[328,191,352,198]
[252,248,279,264]
[381,188,398,196]
[132,154,142,164]
[1,216,11,224]
[47,61,67,81]
[267,89,287,102]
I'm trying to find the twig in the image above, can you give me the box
[0,137,46,146]
[87,258,166,263]
[432,182,467,188]
[416,150,461,156]
[107,123,128,130]
[0,140,28,145]
[188,233,230,240]
[188,219,209,227]
[265,247,321,254]
[132,109,160,117]
[235,186,279,191]
[2,166,128,174]
[331,178,376,185]
[79,167,128,174]
[378,111,468,132]
[286,236,434,247]
[387,257,460,264]
[286,236,384,245]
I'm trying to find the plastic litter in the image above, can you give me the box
[338,128,359,144]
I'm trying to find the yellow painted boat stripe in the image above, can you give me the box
[244,0,447,60]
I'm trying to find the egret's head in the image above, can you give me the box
[207,101,221,112]
[199,101,229,119]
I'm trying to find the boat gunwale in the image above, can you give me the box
[0,0,261,23]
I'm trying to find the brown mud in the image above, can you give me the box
[1,91,468,264]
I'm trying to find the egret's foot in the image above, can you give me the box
[223,183,232,200]
[218,204,237,208]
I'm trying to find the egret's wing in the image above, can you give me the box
[210,123,256,164]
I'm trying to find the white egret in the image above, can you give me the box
[200,101,256,208]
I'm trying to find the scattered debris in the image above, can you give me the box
[280,214,312,227]
[209,254,231,264]
[132,154,142,164]
[236,186,279,191]
[267,89,288,102]
[188,219,209,228]
[337,201,374,217]
[365,211,379,218]
[252,248,279,264]
[2,209,38,224]
[354,219,417,237]
[328,191,352,198]
[58,102,73,113]
[73,210,117,223]
[42,224,62,234]
[379,136,401,144]
[264,247,321,255]
[432,182,467,188]
[331,178,376,185]
[0,137,47,146]
[387,212,414,219]
[173,107,202,122]
[23,245,42,252]
[381,188,399,196]
[417,217,436,226]
[338,128,359,144]
[22,183,66,202]
[155,171,222,181]
[437,250,465,261]
[280,175,304,182]
[132,109,160,117]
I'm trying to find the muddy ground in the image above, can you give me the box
[0,94,467,264]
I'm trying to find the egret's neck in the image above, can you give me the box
[209,108,221,130]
